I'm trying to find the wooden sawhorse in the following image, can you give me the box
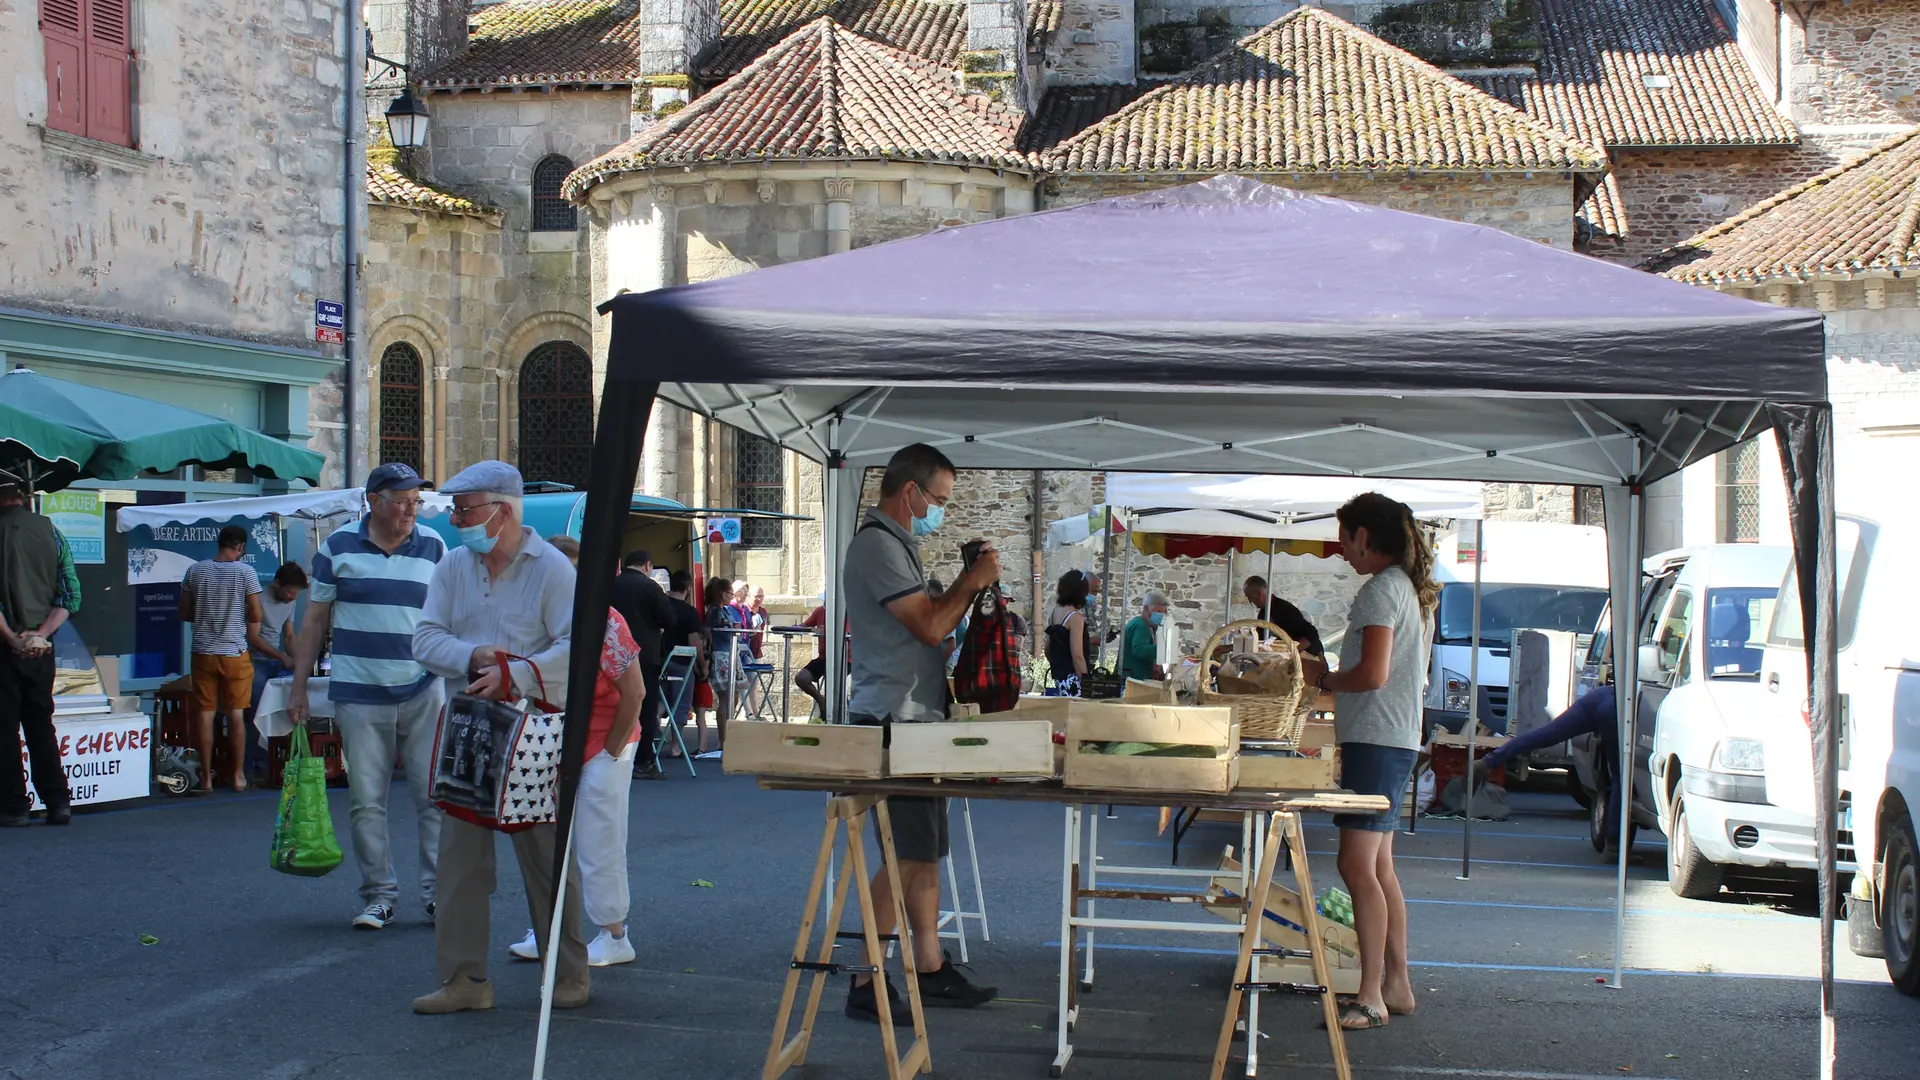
[764,794,932,1080]
[1209,810,1350,1080]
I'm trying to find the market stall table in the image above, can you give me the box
[757,775,1387,1080]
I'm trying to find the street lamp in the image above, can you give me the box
[385,86,429,151]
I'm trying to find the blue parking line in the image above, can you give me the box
[1040,940,1880,982]
[1084,883,1779,921]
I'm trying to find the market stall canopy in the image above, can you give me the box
[1048,474,1487,557]
[112,487,451,531]
[565,176,1841,1032]
[603,176,1823,485]
[0,368,326,492]
[1106,474,1484,518]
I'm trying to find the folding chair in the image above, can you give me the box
[742,660,780,720]
[936,799,991,962]
[656,646,698,777]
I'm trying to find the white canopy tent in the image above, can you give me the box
[112,487,453,531]
[559,179,1841,1079]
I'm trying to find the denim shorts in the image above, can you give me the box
[1334,742,1418,832]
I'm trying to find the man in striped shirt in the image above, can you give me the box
[289,462,448,931]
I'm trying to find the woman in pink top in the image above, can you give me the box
[513,549,646,968]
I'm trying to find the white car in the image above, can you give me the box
[1760,512,1920,994]
[1642,545,1798,897]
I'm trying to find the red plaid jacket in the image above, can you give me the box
[954,587,1020,713]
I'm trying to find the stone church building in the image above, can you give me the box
[352,0,1920,649]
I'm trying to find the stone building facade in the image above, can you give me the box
[2,0,350,684]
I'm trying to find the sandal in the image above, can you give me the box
[1337,1002,1388,1031]
[1337,994,1416,1017]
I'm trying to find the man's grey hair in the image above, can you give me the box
[1142,588,1169,611]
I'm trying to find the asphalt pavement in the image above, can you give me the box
[2,766,1912,1080]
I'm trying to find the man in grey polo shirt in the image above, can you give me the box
[843,443,1001,1023]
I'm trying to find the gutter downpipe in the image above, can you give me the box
[342,0,365,488]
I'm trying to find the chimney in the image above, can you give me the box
[641,0,722,79]
[963,0,1034,115]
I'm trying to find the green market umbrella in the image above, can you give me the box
[0,368,325,492]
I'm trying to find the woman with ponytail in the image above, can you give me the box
[1301,492,1433,1030]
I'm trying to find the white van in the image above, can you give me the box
[1758,512,1920,994]
[1426,523,1611,746]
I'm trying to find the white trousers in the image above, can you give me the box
[576,744,635,929]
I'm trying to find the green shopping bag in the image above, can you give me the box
[270,725,343,877]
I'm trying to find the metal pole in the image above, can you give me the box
[1459,518,1484,879]
[1099,507,1114,668]
[1611,479,1644,989]
[1264,545,1274,624]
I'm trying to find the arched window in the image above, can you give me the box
[531,155,577,232]
[735,431,784,548]
[519,341,593,488]
[378,342,424,473]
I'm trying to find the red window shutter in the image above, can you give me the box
[84,0,132,147]
[41,0,86,136]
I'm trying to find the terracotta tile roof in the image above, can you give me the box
[694,0,965,81]
[1649,128,1920,284]
[1455,0,1797,149]
[1584,172,1627,239]
[1027,0,1062,52]
[1045,7,1605,175]
[1017,82,1154,155]
[564,18,1032,197]
[366,148,502,218]
[423,0,647,88]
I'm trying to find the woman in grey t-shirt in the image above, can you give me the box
[1302,493,1437,1031]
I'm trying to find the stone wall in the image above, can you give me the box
[1790,0,1920,127]
[361,89,627,478]
[1045,0,1139,84]
[1598,146,1833,266]
[1045,171,1577,246]
[1,0,348,348]
[362,202,511,477]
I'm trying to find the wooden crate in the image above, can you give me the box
[1206,854,1361,993]
[1234,751,1340,792]
[1063,703,1240,794]
[1123,678,1172,704]
[722,721,885,779]
[888,720,1055,778]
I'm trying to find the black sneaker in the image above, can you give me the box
[0,813,28,828]
[46,804,71,826]
[634,760,664,781]
[845,976,910,1023]
[917,952,997,1008]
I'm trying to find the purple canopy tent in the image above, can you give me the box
[551,177,1840,1076]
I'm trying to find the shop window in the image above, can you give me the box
[531,155,577,231]
[1718,441,1759,544]
[379,342,424,473]
[519,341,592,488]
[735,431,784,548]
[41,0,134,147]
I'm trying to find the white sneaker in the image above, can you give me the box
[588,929,636,967]
[352,903,394,930]
[508,928,539,961]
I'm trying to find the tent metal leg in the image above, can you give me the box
[1460,518,1484,880]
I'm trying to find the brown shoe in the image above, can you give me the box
[553,979,590,1009]
[412,977,494,1015]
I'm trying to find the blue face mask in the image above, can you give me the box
[911,486,945,537]
[456,523,498,555]
[1147,611,1165,627]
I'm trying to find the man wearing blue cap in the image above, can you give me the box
[411,460,589,1014]
[289,462,448,931]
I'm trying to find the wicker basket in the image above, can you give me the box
[1198,618,1318,743]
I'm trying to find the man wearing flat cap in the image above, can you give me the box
[410,461,589,1014]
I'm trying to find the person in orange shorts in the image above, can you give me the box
[179,525,263,794]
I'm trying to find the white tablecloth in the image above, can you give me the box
[253,676,333,747]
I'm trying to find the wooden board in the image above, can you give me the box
[887,720,1055,778]
[1123,678,1173,704]
[1207,855,1360,965]
[723,721,886,780]
[1234,753,1340,792]
[1064,702,1240,793]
